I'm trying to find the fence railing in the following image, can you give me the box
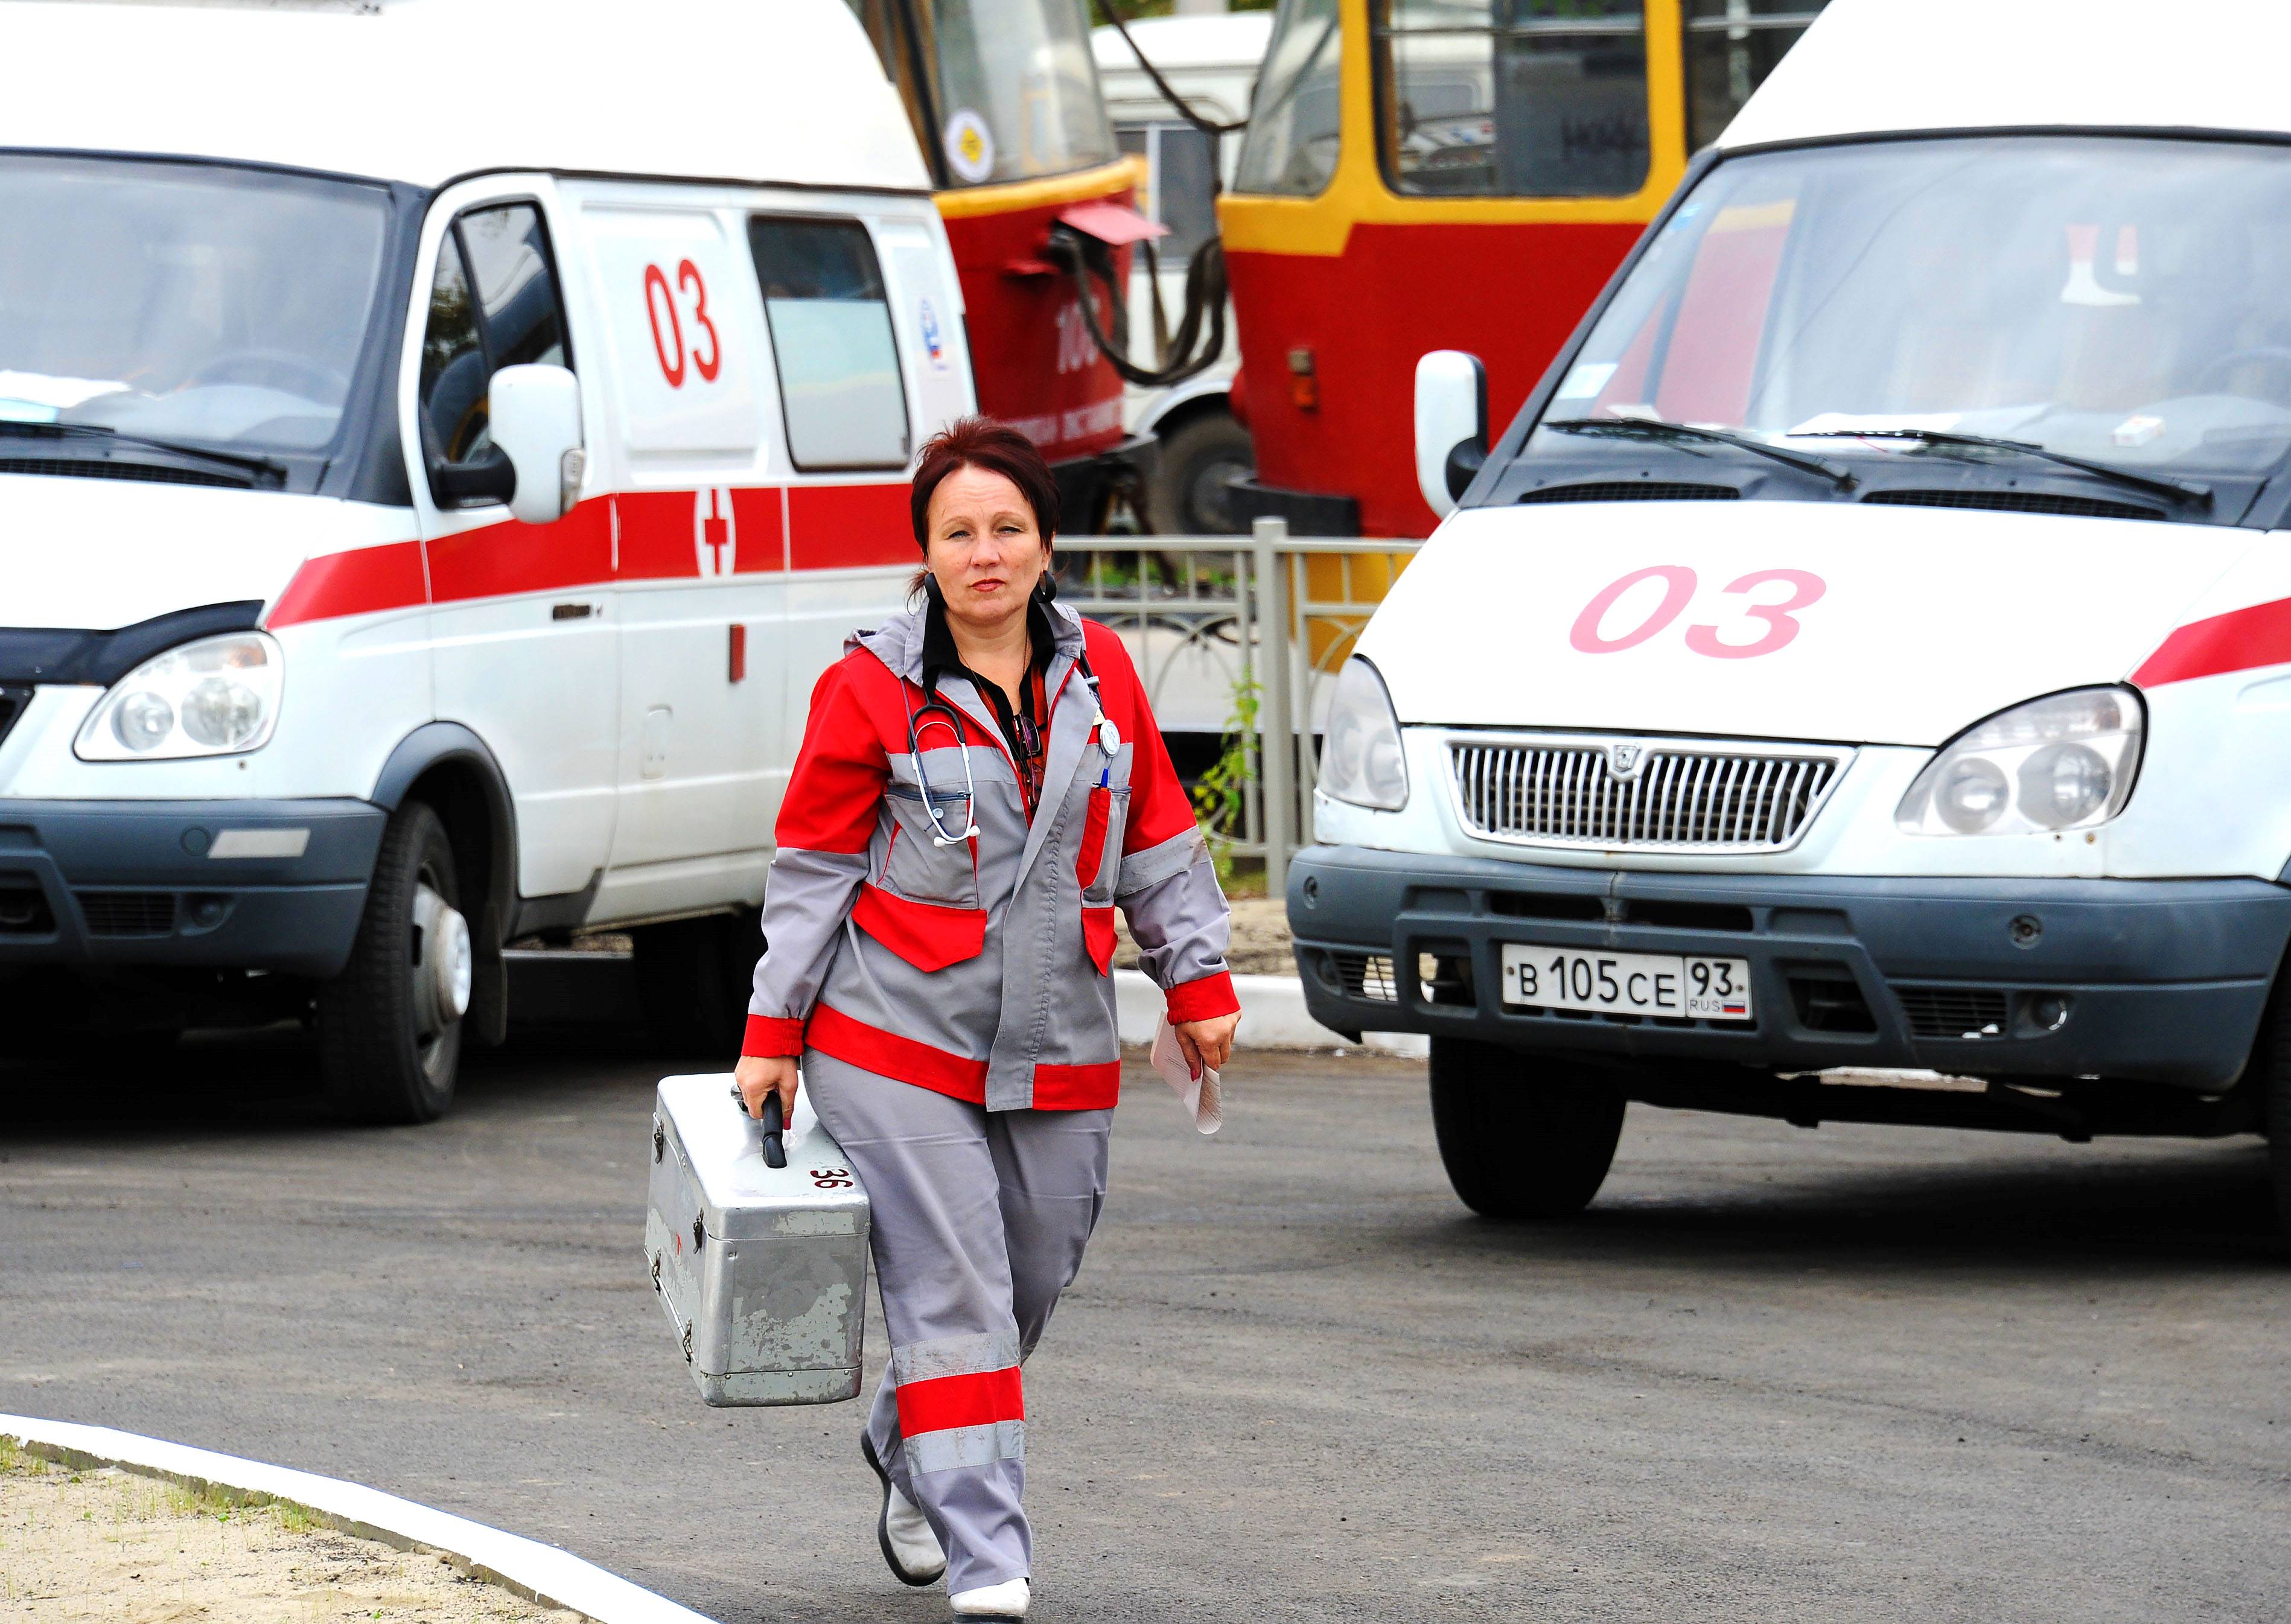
[1051,517,1423,892]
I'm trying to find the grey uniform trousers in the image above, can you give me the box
[803,1049,1113,1594]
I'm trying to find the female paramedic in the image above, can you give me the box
[733,417,1240,1621]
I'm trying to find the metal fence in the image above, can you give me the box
[1051,517,1422,891]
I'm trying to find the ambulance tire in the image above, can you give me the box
[1427,1039,1626,1220]
[2262,976,2291,1242]
[1150,411,1254,535]
[632,908,762,1057]
[317,800,465,1125]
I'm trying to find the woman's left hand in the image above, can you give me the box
[1172,1011,1240,1079]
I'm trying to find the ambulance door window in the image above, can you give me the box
[417,202,574,503]
[460,203,571,370]
[418,232,489,465]
[747,216,911,471]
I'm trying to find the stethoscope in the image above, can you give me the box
[907,653,1121,847]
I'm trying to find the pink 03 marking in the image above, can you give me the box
[1683,568,1827,659]
[1568,565,1698,653]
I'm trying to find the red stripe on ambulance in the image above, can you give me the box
[266,540,428,628]
[2133,596,2291,687]
[265,480,910,627]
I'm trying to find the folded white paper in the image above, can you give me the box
[1150,1014,1222,1135]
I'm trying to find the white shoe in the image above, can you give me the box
[861,1434,945,1587]
[950,1576,1030,1619]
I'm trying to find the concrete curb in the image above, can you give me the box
[1114,969,1427,1058]
[0,1415,717,1624]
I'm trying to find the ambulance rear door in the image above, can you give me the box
[558,179,790,924]
[769,204,951,713]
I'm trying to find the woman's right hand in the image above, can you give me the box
[735,1054,800,1122]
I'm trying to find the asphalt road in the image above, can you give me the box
[3,1021,2288,1623]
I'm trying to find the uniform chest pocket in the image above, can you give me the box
[883,784,981,910]
[1074,785,1129,906]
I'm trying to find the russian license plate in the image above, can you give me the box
[1499,944,1753,1022]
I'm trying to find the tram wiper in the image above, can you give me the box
[1790,427,2211,509]
[1541,416,1858,491]
[0,419,286,486]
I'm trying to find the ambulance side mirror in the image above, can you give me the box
[1414,349,1487,519]
[488,363,585,526]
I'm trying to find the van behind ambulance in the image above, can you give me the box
[0,0,968,1120]
[1290,0,2291,1236]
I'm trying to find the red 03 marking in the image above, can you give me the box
[1569,565,1826,660]
[643,260,724,389]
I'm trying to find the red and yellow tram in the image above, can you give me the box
[846,0,1158,526]
[1219,0,1829,538]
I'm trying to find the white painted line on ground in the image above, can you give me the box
[1115,970,1427,1058]
[0,1414,718,1624]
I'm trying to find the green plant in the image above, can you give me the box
[1192,672,1261,885]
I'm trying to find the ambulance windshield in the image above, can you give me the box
[0,154,389,456]
[1531,135,2291,482]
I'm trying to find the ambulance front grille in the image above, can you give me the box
[1448,736,1851,853]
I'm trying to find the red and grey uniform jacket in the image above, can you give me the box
[743,597,1237,1111]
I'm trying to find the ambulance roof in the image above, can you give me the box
[1722,0,2291,153]
[0,0,931,195]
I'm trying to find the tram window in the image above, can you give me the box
[748,216,911,472]
[1375,0,1650,199]
[926,0,1116,184]
[1234,0,1343,197]
[1120,123,1222,260]
[1683,1,1829,153]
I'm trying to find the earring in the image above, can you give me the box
[1034,562,1058,602]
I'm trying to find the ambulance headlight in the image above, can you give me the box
[1896,687,2142,836]
[1319,656,1409,810]
[75,632,284,761]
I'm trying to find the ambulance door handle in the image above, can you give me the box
[551,601,594,621]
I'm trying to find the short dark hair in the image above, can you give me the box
[910,416,1060,550]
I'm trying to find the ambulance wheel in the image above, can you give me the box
[2257,969,2291,1243]
[1427,1039,1625,1220]
[317,800,470,1124]
[632,907,762,1057]
[1150,411,1253,535]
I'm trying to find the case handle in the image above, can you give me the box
[728,1080,789,1169]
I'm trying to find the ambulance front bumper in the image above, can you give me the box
[0,798,384,978]
[1286,845,2291,1091]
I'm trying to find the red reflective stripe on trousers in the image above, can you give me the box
[894,1365,1024,1437]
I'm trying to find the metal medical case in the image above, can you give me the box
[645,1074,870,1406]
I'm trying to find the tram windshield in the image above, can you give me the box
[1525,136,2291,480]
[1235,0,1344,196]
[846,0,1115,186]
[0,154,389,454]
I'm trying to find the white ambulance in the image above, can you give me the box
[0,0,970,1120]
[1294,0,2291,1235]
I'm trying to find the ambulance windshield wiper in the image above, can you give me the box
[1789,427,2212,509]
[0,419,286,486]
[1541,416,1858,491]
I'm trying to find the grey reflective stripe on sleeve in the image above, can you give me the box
[750,845,870,1021]
[905,1419,1026,1477]
[1115,826,1206,899]
[1121,854,1231,993]
[891,1328,1024,1386]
